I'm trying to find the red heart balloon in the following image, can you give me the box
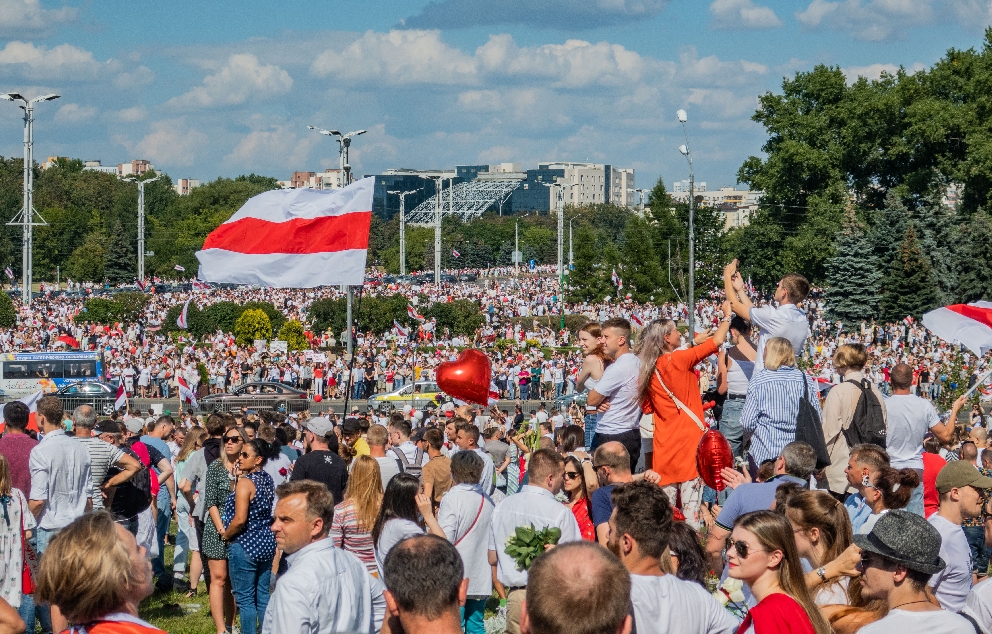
[436,349,492,405]
[696,429,734,491]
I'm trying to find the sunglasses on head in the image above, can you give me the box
[726,538,764,559]
[224,435,242,443]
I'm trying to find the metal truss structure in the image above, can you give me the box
[406,179,520,224]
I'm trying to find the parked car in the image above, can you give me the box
[368,381,441,404]
[48,381,121,415]
[198,381,309,413]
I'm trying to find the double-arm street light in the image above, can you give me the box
[306,126,367,187]
[387,189,420,275]
[123,175,160,282]
[677,108,696,336]
[0,92,58,305]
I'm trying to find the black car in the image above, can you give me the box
[198,381,309,413]
[49,381,122,415]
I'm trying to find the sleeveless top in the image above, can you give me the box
[725,345,755,396]
[222,470,276,561]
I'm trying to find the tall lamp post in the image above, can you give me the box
[568,216,578,269]
[1,92,58,305]
[387,189,420,276]
[308,125,367,355]
[677,108,695,337]
[124,175,160,282]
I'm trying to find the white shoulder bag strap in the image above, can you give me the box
[654,368,705,432]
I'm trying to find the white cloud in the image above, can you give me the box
[676,47,768,87]
[54,103,97,123]
[166,54,293,108]
[843,61,927,82]
[224,120,316,169]
[113,66,155,89]
[0,41,104,79]
[120,119,208,168]
[0,0,76,37]
[312,30,476,85]
[111,106,147,123]
[946,0,992,30]
[796,0,936,40]
[710,0,783,29]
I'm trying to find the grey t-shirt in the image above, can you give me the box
[181,448,209,520]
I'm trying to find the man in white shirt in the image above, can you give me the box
[927,460,992,612]
[488,449,582,634]
[453,421,495,495]
[264,479,385,634]
[587,318,642,470]
[388,419,427,470]
[856,510,974,634]
[367,424,400,488]
[608,481,736,634]
[723,259,810,374]
[886,364,956,516]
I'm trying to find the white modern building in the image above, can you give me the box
[671,185,762,229]
[174,178,200,195]
[81,160,118,175]
[540,162,636,208]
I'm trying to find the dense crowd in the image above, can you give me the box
[0,261,990,634]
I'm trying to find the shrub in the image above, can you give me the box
[234,309,272,347]
[202,301,243,333]
[240,301,285,333]
[163,302,218,339]
[277,320,310,351]
[424,299,484,336]
[494,338,515,352]
[72,293,150,325]
[0,292,15,328]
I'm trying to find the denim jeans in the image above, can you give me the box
[719,398,746,459]
[554,382,564,399]
[965,525,991,576]
[152,493,172,581]
[352,381,362,400]
[520,384,529,400]
[227,542,272,634]
[461,598,487,634]
[584,414,598,450]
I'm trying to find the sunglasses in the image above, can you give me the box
[859,553,890,570]
[239,451,254,459]
[224,436,242,444]
[563,471,581,480]
[726,538,764,559]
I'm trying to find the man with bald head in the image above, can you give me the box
[71,404,141,511]
[521,542,631,634]
[591,442,634,546]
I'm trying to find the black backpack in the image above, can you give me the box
[794,376,831,470]
[842,378,887,449]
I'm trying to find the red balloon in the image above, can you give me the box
[436,348,492,405]
[696,429,734,491]
[313,394,322,403]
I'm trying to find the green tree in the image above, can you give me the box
[619,216,663,303]
[880,225,942,321]
[425,299,485,336]
[956,209,992,302]
[568,225,611,302]
[65,231,107,282]
[0,291,15,328]
[104,220,133,284]
[234,309,272,347]
[277,320,310,351]
[824,215,881,325]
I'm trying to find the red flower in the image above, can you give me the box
[279,468,288,476]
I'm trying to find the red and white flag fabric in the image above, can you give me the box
[195,177,373,287]
[407,304,425,322]
[56,334,80,349]
[923,301,992,355]
[452,249,460,258]
[177,298,192,329]
[393,320,409,337]
[177,376,198,409]
[135,279,147,291]
[192,280,210,291]
[630,313,643,328]
[611,268,623,289]
[0,391,42,433]
[115,379,127,411]
[174,264,185,272]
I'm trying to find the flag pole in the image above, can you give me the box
[342,284,364,419]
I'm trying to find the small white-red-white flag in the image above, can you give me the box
[195,177,373,288]
[393,320,409,337]
[115,379,127,411]
[177,298,192,329]
[135,279,147,291]
[178,376,198,409]
[407,304,425,322]
[452,249,460,258]
[630,314,643,327]
[611,268,622,289]
[174,264,185,272]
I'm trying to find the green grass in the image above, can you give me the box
[138,522,217,634]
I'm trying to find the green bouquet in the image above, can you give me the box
[504,524,563,571]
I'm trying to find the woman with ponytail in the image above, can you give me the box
[856,466,920,535]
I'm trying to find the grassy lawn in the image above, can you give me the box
[138,523,216,634]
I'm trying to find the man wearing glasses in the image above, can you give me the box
[855,510,974,633]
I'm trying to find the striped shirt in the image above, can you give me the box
[330,499,377,574]
[741,367,821,464]
[74,437,125,510]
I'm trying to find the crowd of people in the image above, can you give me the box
[0,259,988,633]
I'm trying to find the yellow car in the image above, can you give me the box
[368,381,441,403]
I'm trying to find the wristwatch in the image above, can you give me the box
[815,566,827,582]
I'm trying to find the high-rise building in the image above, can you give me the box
[174,178,200,195]
[118,159,154,178]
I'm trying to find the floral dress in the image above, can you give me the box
[0,489,34,607]
[202,460,235,560]
[223,471,276,562]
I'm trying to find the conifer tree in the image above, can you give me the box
[825,215,881,325]
[619,216,663,303]
[880,224,942,321]
[956,209,992,303]
[103,220,133,285]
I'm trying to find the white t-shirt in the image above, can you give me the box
[964,576,992,633]
[629,574,738,634]
[749,304,809,374]
[374,518,423,576]
[593,352,642,435]
[857,510,889,535]
[814,577,850,606]
[858,608,974,634]
[374,456,401,489]
[928,514,973,612]
[885,394,940,470]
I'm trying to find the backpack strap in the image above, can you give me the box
[653,368,705,431]
[392,447,411,471]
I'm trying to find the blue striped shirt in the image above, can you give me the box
[741,367,821,464]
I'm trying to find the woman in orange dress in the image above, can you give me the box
[638,301,732,529]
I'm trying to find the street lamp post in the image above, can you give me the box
[124,175,161,282]
[1,92,58,305]
[308,125,367,355]
[387,189,420,276]
[677,108,695,337]
[568,216,578,268]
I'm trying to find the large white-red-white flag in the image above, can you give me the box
[195,177,374,287]
[115,379,128,411]
[407,304,425,322]
[0,391,42,433]
[177,376,198,409]
[923,301,992,355]
[177,298,192,329]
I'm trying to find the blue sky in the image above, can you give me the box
[0,0,988,191]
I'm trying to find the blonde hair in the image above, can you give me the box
[833,343,868,371]
[177,427,207,464]
[35,511,147,623]
[0,454,10,498]
[763,337,796,371]
[345,455,384,531]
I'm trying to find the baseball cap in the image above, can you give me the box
[411,428,426,442]
[123,416,145,434]
[935,460,992,493]
[94,420,121,435]
[341,418,362,434]
[307,416,335,437]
